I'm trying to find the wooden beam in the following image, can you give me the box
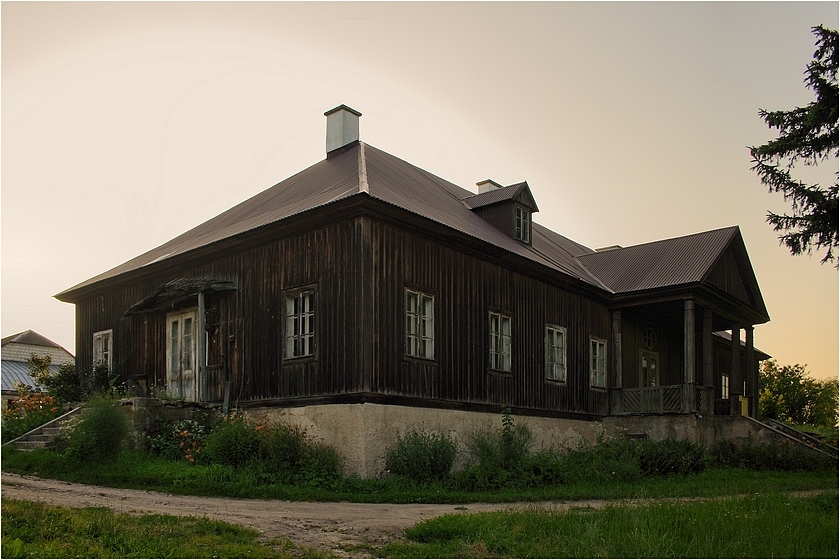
[745,326,755,417]
[683,299,696,413]
[730,324,742,415]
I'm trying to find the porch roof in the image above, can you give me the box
[123,278,236,317]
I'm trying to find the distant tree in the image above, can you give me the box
[759,359,839,427]
[749,25,838,265]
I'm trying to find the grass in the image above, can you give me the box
[2,446,837,504]
[0,498,309,559]
[378,491,840,558]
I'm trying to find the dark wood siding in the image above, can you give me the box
[370,220,611,416]
[74,218,366,404]
[73,212,612,416]
[472,201,515,239]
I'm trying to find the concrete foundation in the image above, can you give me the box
[121,398,806,478]
[247,403,601,478]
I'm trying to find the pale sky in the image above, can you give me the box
[2,1,838,380]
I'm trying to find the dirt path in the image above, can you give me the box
[2,472,831,558]
[1,472,560,557]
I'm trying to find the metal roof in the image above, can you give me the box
[1,360,47,393]
[463,182,539,211]
[57,142,603,298]
[55,141,762,316]
[124,278,237,316]
[576,227,740,293]
[1,330,64,348]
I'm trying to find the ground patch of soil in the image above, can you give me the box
[1,472,554,557]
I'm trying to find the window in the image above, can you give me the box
[721,373,729,400]
[93,330,113,368]
[545,324,567,382]
[640,350,659,387]
[406,289,434,359]
[590,337,607,388]
[284,290,315,359]
[489,311,512,372]
[514,205,531,243]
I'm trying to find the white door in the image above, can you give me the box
[166,309,197,401]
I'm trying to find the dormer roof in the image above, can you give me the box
[463,181,539,212]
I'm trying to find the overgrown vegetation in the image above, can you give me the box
[386,429,458,482]
[1,385,63,442]
[29,354,125,403]
[62,397,133,463]
[0,498,305,559]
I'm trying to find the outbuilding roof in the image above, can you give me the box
[2,330,64,349]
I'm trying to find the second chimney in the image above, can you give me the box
[325,105,362,154]
[476,179,504,194]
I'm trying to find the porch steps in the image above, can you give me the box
[3,407,84,451]
[746,416,839,460]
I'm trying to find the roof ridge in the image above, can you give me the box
[579,225,740,256]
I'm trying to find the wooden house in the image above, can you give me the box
[56,106,770,471]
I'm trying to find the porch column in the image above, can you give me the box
[703,307,714,415]
[683,299,696,413]
[745,326,755,417]
[730,324,742,415]
[198,291,206,402]
[611,310,623,414]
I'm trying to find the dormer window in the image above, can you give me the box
[463,181,539,245]
[514,205,531,243]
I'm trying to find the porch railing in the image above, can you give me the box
[611,385,714,415]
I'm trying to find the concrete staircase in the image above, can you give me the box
[746,416,839,460]
[3,407,84,451]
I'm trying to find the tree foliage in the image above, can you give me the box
[28,354,120,403]
[749,25,838,264]
[759,359,838,427]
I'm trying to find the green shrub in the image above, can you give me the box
[464,408,533,474]
[635,437,707,476]
[146,417,211,463]
[200,412,260,467]
[553,438,642,484]
[64,397,131,462]
[709,440,837,471]
[254,420,344,487]
[386,429,458,482]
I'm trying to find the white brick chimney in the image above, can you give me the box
[476,179,504,194]
[324,105,362,154]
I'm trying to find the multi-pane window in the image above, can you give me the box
[93,329,113,368]
[514,205,530,243]
[285,290,315,359]
[545,324,567,382]
[406,289,434,359]
[489,312,512,372]
[590,337,607,388]
[721,373,730,400]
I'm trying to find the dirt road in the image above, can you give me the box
[1,471,551,557]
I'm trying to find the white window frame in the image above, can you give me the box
[406,289,435,360]
[545,324,567,383]
[514,205,531,243]
[489,311,512,372]
[721,373,730,400]
[590,337,607,388]
[284,289,315,359]
[93,329,113,368]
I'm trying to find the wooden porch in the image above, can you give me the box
[611,385,715,415]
